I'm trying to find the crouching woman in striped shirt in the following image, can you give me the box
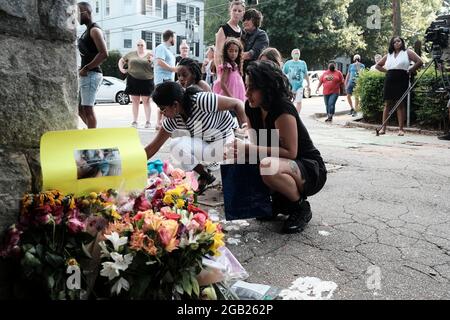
[144,81,247,194]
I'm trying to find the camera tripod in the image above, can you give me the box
[376,57,450,136]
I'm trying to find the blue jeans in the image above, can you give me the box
[324,93,339,116]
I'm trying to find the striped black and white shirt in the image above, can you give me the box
[162,92,237,142]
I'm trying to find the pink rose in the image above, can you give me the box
[171,168,186,180]
[193,213,207,228]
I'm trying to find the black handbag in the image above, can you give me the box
[220,164,272,220]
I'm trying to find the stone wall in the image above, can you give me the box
[0,0,78,233]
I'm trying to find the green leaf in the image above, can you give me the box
[191,276,200,297]
[22,252,41,268]
[45,252,65,268]
[47,275,55,289]
[175,283,184,295]
[181,272,192,296]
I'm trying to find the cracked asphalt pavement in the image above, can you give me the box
[92,96,450,299]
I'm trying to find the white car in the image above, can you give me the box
[303,70,325,98]
[96,76,130,105]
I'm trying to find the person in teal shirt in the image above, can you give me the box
[345,54,365,116]
[283,48,310,113]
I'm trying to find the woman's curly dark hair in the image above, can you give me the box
[178,57,202,84]
[222,38,243,75]
[245,60,293,111]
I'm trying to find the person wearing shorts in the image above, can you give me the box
[118,39,155,128]
[344,54,365,116]
[282,48,310,113]
[77,2,108,129]
[227,61,327,234]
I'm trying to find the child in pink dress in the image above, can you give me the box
[213,38,246,102]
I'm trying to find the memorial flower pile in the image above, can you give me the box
[0,165,226,300]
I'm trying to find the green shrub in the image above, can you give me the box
[101,50,125,80]
[412,70,449,130]
[356,69,449,129]
[354,70,385,122]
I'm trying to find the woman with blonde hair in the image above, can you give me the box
[214,0,245,68]
[118,39,154,128]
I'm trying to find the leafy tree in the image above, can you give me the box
[204,0,230,46]
[348,0,441,63]
[256,0,367,64]
[203,0,442,66]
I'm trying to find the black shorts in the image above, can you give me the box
[125,74,154,96]
[296,158,327,198]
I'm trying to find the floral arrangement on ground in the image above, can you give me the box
[0,162,228,300]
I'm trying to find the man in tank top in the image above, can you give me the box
[77,2,108,129]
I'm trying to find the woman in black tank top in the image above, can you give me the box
[227,61,327,234]
[214,1,245,67]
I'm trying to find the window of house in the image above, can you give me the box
[105,0,110,16]
[95,1,99,14]
[195,7,200,25]
[163,0,168,19]
[123,29,132,49]
[177,3,187,22]
[105,30,110,50]
[142,31,153,50]
[155,0,162,17]
[155,33,162,47]
[141,0,153,15]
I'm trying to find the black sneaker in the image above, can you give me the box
[282,200,312,234]
[347,109,354,115]
[438,132,450,140]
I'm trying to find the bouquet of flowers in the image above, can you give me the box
[0,164,229,300]
[0,190,121,299]
[98,168,225,299]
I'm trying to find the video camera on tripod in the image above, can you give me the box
[424,15,450,62]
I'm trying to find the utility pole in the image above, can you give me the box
[393,0,402,36]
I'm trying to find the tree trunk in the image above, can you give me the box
[393,0,402,36]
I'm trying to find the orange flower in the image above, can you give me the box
[105,220,132,235]
[143,213,163,232]
[130,230,145,251]
[143,237,158,255]
[158,220,179,252]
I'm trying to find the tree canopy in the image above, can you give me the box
[204,0,443,65]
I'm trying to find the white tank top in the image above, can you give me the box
[385,50,410,71]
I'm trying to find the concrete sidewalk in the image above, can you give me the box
[88,98,450,300]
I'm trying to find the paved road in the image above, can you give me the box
[87,96,450,300]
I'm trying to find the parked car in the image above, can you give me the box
[96,76,130,105]
[303,70,326,98]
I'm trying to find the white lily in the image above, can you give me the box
[98,241,111,258]
[105,232,128,252]
[100,262,120,280]
[100,252,134,281]
[110,252,133,271]
[111,277,130,295]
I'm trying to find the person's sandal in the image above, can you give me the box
[196,172,216,195]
